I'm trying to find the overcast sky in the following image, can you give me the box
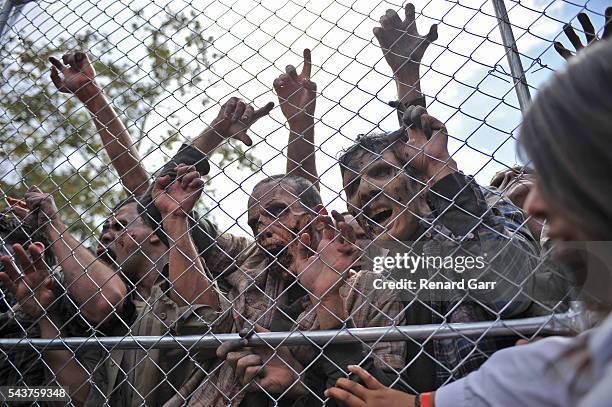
[4,0,608,237]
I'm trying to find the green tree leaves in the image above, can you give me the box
[0,7,260,243]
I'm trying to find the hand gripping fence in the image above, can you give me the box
[0,0,608,405]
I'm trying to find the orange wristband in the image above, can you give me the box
[420,392,433,407]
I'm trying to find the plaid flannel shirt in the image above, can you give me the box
[414,172,539,387]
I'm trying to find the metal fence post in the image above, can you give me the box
[0,0,15,42]
[492,0,532,112]
[0,0,36,43]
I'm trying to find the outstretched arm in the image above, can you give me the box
[374,3,437,124]
[152,164,219,307]
[23,187,126,324]
[274,49,318,187]
[49,52,150,197]
[189,96,274,157]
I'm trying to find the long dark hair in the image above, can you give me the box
[520,40,612,389]
[519,40,612,241]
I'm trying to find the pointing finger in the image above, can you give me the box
[28,242,47,276]
[334,378,368,400]
[373,26,386,47]
[13,244,34,275]
[301,48,312,78]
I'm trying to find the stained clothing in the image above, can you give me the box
[76,144,238,406]
[183,245,407,407]
[82,272,233,406]
[282,172,542,399]
[381,171,540,390]
[169,147,540,402]
[435,312,612,407]
[74,144,540,405]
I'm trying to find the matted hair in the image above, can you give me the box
[251,174,322,210]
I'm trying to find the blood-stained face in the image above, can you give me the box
[342,148,427,242]
[248,181,315,257]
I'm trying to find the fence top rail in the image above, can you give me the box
[0,313,576,350]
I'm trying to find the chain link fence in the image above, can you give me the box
[0,0,608,405]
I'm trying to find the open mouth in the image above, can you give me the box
[368,208,393,226]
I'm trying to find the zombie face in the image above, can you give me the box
[247,180,316,257]
[97,202,163,279]
[342,148,427,242]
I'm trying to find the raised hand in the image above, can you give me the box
[374,3,437,77]
[273,49,316,125]
[490,166,536,209]
[49,52,100,101]
[554,8,612,60]
[24,186,60,233]
[152,164,204,217]
[209,97,275,146]
[5,196,30,220]
[0,243,57,319]
[292,209,359,300]
[396,105,457,184]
